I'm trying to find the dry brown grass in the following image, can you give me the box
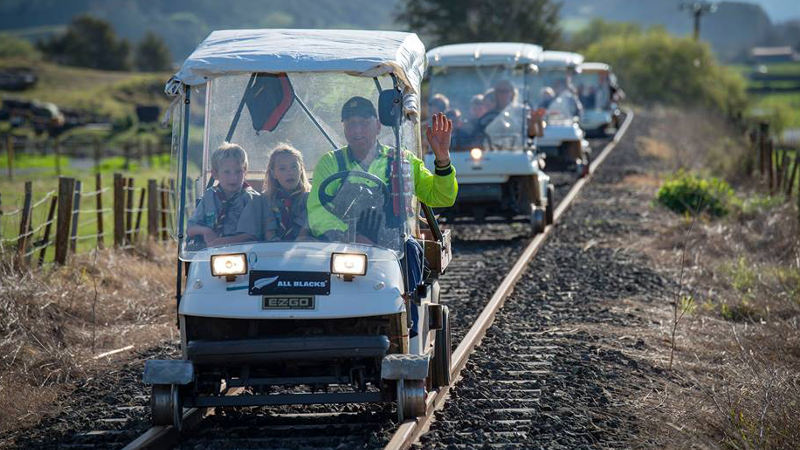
[0,242,175,434]
[620,107,800,448]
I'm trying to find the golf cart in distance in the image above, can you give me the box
[535,50,591,176]
[576,62,623,137]
[143,29,454,427]
[424,42,554,233]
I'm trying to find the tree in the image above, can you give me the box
[395,0,562,48]
[37,14,130,70]
[135,32,172,72]
[0,33,40,59]
[584,29,746,116]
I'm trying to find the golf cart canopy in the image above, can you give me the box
[427,42,543,68]
[539,51,585,71]
[166,29,426,95]
[580,62,610,72]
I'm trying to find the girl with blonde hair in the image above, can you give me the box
[235,143,311,241]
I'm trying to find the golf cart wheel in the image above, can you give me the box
[396,378,426,422]
[151,384,183,429]
[545,184,555,225]
[431,306,452,388]
[530,206,545,236]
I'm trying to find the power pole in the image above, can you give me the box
[680,1,717,40]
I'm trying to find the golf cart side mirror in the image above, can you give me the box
[378,88,403,127]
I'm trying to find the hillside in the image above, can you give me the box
[0,57,170,121]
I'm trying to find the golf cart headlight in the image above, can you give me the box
[470,148,483,161]
[331,253,367,277]
[210,253,247,277]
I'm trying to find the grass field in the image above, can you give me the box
[0,56,172,121]
[731,61,800,133]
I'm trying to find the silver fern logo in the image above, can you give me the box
[253,276,279,289]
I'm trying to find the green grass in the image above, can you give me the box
[0,56,172,121]
[0,157,173,259]
[728,62,800,131]
[749,92,800,131]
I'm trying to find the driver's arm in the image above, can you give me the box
[406,151,457,208]
[307,151,348,238]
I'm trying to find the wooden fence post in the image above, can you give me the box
[55,177,76,265]
[134,186,146,241]
[125,177,134,245]
[147,179,159,238]
[95,173,104,249]
[113,173,125,247]
[767,138,774,193]
[69,180,82,253]
[15,181,33,267]
[38,195,58,266]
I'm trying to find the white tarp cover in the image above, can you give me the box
[427,42,543,67]
[167,29,426,94]
[540,51,585,69]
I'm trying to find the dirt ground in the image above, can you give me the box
[595,107,800,448]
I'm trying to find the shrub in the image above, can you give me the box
[584,28,747,116]
[656,171,736,217]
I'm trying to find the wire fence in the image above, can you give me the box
[0,173,175,268]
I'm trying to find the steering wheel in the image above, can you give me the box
[317,170,391,216]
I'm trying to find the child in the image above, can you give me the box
[236,144,311,241]
[186,142,259,247]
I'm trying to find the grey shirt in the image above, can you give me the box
[188,185,259,237]
[237,191,308,241]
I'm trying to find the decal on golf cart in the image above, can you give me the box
[262,296,315,310]
[249,270,331,295]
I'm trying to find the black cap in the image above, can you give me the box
[341,96,377,121]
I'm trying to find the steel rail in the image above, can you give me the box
[385,108,635,450]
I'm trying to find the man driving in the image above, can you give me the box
[307,96,457,242]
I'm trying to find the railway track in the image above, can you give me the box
[70,113,632,450]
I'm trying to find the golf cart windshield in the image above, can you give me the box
[173,72,418,260]
[428,64,531,151]
[575,71,610,110]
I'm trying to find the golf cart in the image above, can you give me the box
[576,62,623,137]
[143,29,453,427]
[425,42,554,233]
[535,50,591,176]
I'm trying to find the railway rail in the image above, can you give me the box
[97,111,633,450]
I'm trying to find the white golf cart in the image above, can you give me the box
[143,29,454,427]
[576,62,623,137]
[535,50,591,176]
[424,42,554,233]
